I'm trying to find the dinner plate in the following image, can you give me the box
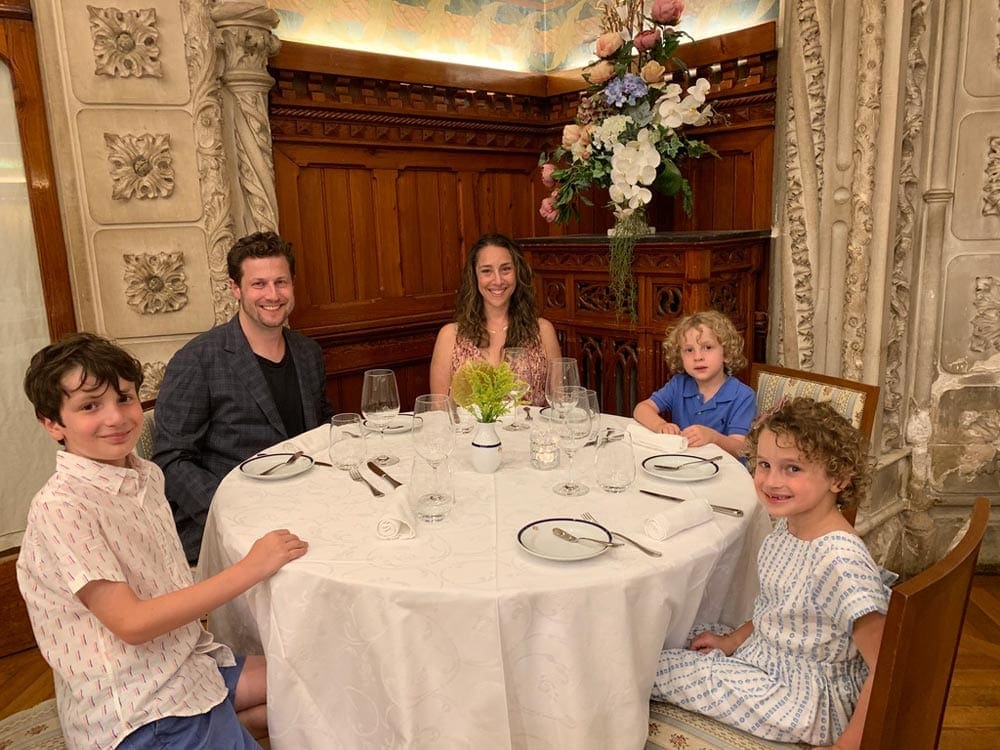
[517,517,614,562]
[239,453,315,480]
[641,453,720,482]
[362,418,413,434]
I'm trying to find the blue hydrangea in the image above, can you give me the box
[604,74,649,108]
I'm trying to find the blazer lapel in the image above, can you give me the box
[224,316,287,437]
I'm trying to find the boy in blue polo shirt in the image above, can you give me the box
[634,310,756,458]
[17,333,308,749]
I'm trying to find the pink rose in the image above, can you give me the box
[595,31,624,59]
[539,194,559,223]
[541,163,556,188]
[651,0,684,26]
[585,60,616,85]
[634,29,660,53]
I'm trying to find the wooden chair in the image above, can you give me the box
[749,363,880,439]
[860,495,990,749]
[647,497,990,750]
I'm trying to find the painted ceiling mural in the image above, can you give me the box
[267,0,779,73]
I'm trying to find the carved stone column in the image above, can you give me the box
[210,0,280,237]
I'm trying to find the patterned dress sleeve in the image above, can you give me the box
[811,534,892,635]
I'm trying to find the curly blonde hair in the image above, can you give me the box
[662,310,747,375]
[744,398,871,511]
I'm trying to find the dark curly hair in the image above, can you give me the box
[662,310,747,375]
[744,398,871,511]
[24,332,144,425]
[454,233,540,348]
[227,231,296,284]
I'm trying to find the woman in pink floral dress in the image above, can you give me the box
[430,233,561,405]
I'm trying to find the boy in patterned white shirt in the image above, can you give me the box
[17,333,308,750]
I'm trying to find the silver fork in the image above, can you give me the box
[581,512,662,557]
[349,467,385,497]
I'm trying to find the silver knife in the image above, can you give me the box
[639,489,744,517]
[366,461,403,488]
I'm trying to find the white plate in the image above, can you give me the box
[239,453,315,480]
[641,453,720,482]
[517,517,614,562]
[363,418,414,434]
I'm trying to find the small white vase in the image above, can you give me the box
[471,421,502,473]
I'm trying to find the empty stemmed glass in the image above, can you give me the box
[545,357,581,410]
[552,385,592,496]
[502,347,531,431]
[361,368,401,467]
[412,395,457,521]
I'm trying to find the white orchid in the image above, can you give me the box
[592,115,632,151]
[609,129,661,210]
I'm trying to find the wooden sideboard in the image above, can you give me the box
[520,230,770,417]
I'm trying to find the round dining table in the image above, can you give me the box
[199,411,771,750]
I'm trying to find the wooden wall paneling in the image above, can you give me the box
[323,169,356,302]
[0,15,75,340]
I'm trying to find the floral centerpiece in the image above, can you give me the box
[450,360,528,423]
[538,0,716,313]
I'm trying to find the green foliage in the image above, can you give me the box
[450,361,528,423]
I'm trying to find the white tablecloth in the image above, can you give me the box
[200,412,771,750]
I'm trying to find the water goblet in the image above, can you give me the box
[361,368,401,466]
[552,387,592,496]
[502,347,530,431]
[328,413,365,470]
[413,395,456,493]
[595,430,636,493]
[545,357,580,409]
[584,388,601,441]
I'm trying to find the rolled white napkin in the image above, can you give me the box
[644,497,714,541]
[376,488,417,540]
[626,422,689,453]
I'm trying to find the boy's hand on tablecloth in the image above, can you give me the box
[680,424,718,447]
[244,529,308,579]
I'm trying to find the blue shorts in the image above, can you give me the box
[117,655,261,750]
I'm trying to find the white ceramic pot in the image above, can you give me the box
[471,421,502,473]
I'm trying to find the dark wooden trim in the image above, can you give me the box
[0,16,76,339]
[0,0,30,21]
[0,548,35,657]
[273,40,549,98]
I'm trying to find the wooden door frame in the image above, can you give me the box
[1,0,76,339]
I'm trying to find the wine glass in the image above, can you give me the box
[328,413,365,470]
[552,386,592,496]
[545,357,580,410]
[502,347,530,431]
[412,394,456,519]
[360,368,401,467]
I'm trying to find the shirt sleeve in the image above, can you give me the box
[649,374,682,413]
[34,498,127,595]
[812,536,892,634]
[725,380,758,435]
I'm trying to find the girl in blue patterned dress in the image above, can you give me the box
[652,398,893,750]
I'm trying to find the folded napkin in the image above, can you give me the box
[644,497,714,541]
[626,423,689,453]
[376,488,417,540]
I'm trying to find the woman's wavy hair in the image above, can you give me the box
[662,310,747,375]
[744,398,871,511]
[454,233,540,348]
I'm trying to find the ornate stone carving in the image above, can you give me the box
[139,361,166,401]
[104,132,174,200]
[983,135,1000,216]
[211,2,282,235]
[123,251,188,314]
[181,0,237,323]
[883,0,928,452]
[797,0,827,191]
[88,5,162,78]
[971,276,1000,354]
[955,410,1000,481]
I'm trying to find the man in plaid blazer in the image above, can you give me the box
[153,232,334,562]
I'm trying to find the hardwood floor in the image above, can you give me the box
[3,575,999,745]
